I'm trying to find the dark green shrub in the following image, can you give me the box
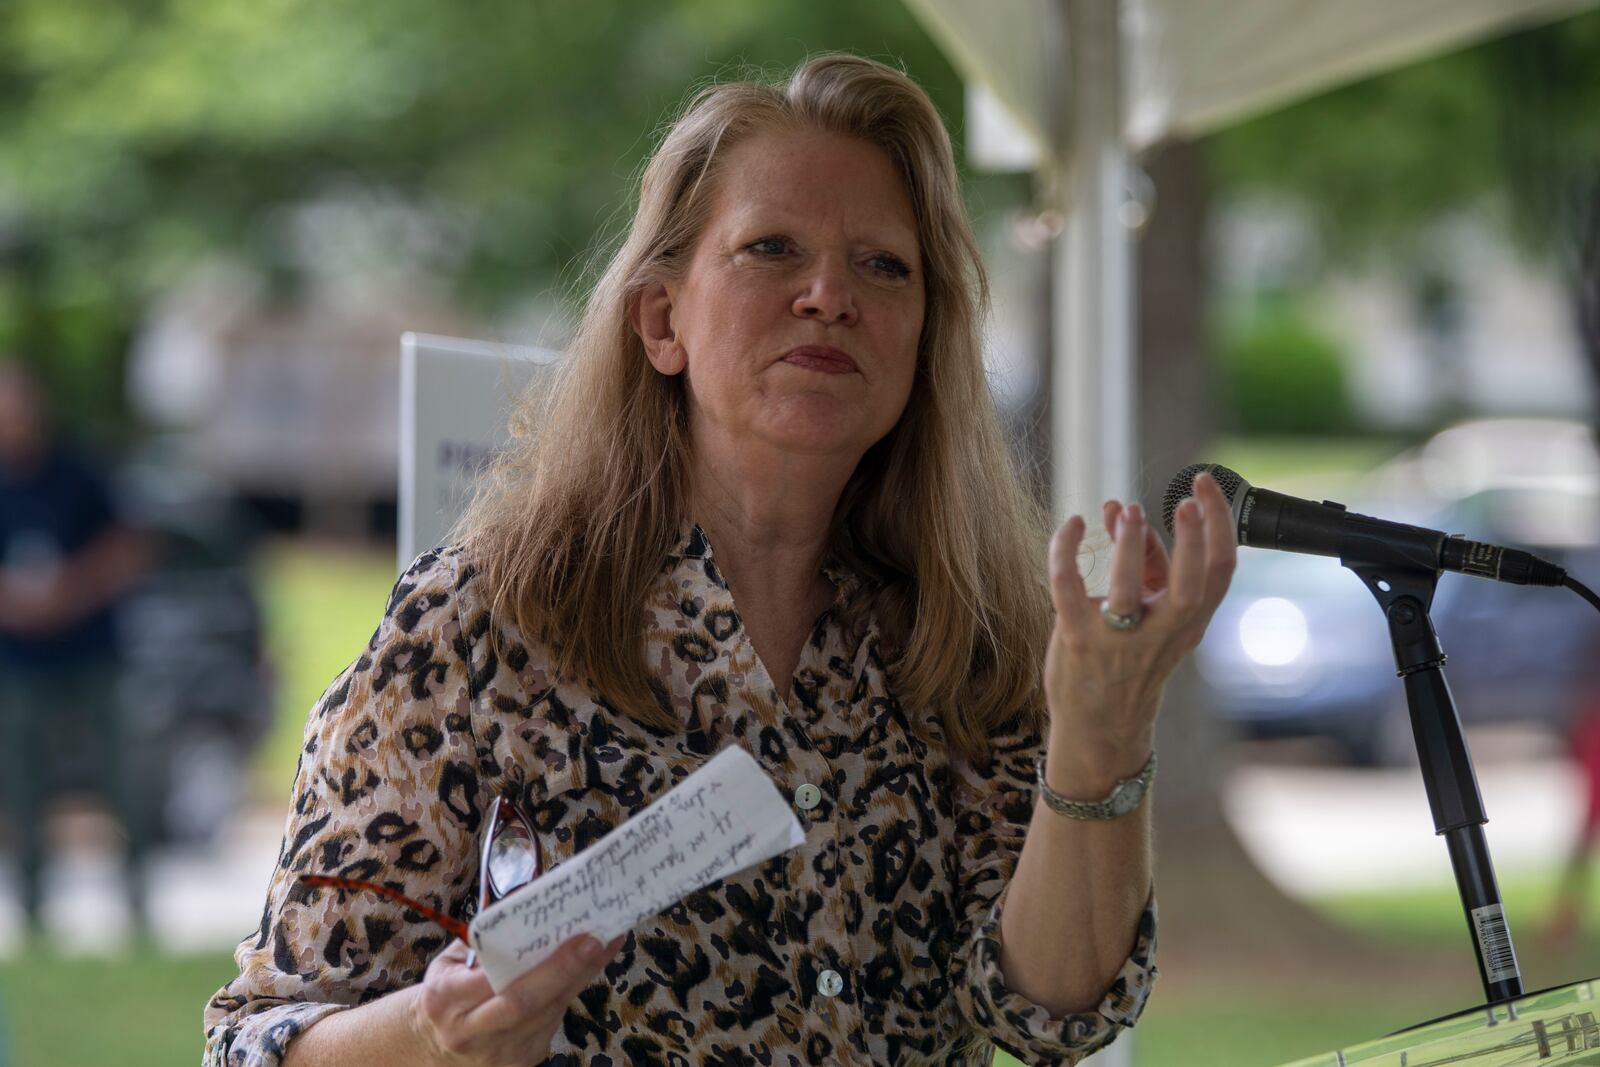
[1218,303,1357,435]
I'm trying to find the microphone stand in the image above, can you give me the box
[1343,547,1524,1006]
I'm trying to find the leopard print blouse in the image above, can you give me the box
[203,526,1156,1066]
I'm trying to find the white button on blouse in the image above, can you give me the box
[816,968,843,997]
[793,782,822,810]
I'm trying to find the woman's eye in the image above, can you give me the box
[871,254,912,279]
[749,237,790,256]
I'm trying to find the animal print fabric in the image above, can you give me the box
[204,526,1156,1066]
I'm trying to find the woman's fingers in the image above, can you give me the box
[1107,498,1167,594]
[1047,482,1239,726]
[417,930,625,1067]
[432,960,492,1004]
[418,939,491,1030]
[1064,490,1216,637]
[1060,500,1175,628]
[1167,494,1208,612]
[1102,500,1122,538]
[1141,514,1172,596]
[462,933,623,1035]
[1168,472,1239,621]
[1196,472,1239,608]
[1049,516,1093,630]
[1106,503,1146,616]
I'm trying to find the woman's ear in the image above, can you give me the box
[631,281,687,376]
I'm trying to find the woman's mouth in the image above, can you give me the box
[781,345,859,374]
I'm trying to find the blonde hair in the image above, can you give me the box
[460,53,1052,766]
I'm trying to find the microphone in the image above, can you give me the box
[1162,462,1567,588]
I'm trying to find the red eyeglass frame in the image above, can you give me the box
[298,795,543,949]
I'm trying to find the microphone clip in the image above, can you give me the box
[1343,561,1446,676]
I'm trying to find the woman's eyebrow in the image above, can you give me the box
[857,227,920,253]
[854,209,916,244]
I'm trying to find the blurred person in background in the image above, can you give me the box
[206,55,1237,1067]
[0,359,153,938]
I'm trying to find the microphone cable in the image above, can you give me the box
[1563,574,1600,615]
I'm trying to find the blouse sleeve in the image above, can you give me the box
[203,549,484,1067]
[946,711,1157,1066]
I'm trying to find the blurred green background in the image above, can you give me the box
[3,1,1600,1065]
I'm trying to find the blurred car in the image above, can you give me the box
[1197,417,1600,764]
[113,452,276,847]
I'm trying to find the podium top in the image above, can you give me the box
[1277,978,1599,1066]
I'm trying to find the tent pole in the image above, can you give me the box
[1053,0,1136,530]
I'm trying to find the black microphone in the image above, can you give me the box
[1162,462,1567,587]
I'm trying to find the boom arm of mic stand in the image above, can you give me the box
[1343,559,1524,1006]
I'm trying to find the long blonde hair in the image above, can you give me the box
[460,53,1052,766]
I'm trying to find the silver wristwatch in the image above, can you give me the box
[1033,750,1156,820]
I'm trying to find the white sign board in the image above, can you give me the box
[398,332,560,569]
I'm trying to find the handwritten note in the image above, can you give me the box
[469,743,806,992]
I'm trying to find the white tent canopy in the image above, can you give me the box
[903,0,1598,522]
[909,0,1597,158]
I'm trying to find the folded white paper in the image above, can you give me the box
[469,743,807,993]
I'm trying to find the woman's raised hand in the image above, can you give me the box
[1043,470,1238,770]
[414,933,625,1067]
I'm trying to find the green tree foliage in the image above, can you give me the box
[1208,9,1600,262]
[1491,12,1600,365]
[0,0,967,431]
[1207,10,1600,428]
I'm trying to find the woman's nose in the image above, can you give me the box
[792,258,858,324]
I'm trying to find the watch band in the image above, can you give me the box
[1033,749,1157,820]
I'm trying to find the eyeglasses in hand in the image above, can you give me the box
[299,795,543,963]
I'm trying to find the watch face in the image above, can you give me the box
[1109,780,1144,816]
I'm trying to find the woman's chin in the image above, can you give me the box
[742,395,896,457]
[755,402,883,458]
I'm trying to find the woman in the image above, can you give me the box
[205,53,1236,1067]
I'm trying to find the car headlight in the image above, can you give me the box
[1238,597,1309,667]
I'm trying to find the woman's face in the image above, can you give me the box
[648,126,925,465]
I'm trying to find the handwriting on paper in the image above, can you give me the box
[469,743,805,992]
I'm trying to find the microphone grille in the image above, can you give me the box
[1162,463,1245,534]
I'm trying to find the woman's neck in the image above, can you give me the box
[688,468,837,609]
[685,443,853,695]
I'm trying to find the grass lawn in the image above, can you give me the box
[0,948,238,1067]
[1119,996,1435,1067]
[251,540,402,804]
